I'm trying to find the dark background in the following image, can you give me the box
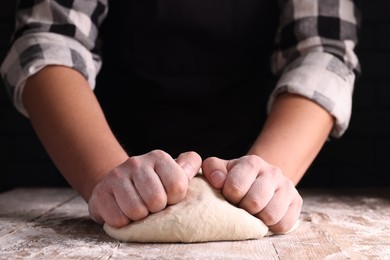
[1,1,389,192]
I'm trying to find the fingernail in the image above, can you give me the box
[210,171,226,186]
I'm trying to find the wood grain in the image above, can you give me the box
[1,187,389,259]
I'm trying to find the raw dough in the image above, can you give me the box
[103,175,269,243]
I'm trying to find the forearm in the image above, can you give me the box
[248,93,334,185]
[23,66,128,201]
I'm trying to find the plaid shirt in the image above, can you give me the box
[1,0,360,137]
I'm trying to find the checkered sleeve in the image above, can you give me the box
[0,0,108,117]
[270,0,361,137]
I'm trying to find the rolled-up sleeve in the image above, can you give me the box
[0,0,108,117]
[270,0,361,137]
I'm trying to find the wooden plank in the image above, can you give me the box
[299,188,390,259]
[269,212,343,259]
[108,239,278,260]
[0,188,77,237]
[1,187,390,259]
[0,192,279,259]
[0,194,118,259]
[0,189,278,259]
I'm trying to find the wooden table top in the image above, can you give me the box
[1,187,389,259]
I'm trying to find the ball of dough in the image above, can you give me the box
[103,176,270,243]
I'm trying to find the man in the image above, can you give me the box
[1,0,360,233]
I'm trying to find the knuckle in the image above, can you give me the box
[150,149,169,159]
[269,166,283,178]
[126,205,149,221]
[108,215,131,228]
[147,193,168,213]
[169,180,187,197]
[272,221,292,234]
[168,184,188,203]
[224,183,246,203]
[109,167,125,180]
[90,182,111,200]
[242,155,259,168]
[278,179,294,194]
[242,196,266,213]
[271,211,300,234]
[150,150,174,167]
[121,195,150,221]
[260,209,280,226]
[125,156,142,170]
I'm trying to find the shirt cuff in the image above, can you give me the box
[0,32,101,117]
[267,52,356,138]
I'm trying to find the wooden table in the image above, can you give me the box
[1,187,390,259]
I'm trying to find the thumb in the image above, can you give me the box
[201,157,228,189]
[175,151,202,179]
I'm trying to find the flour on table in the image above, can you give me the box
[103,175,270,243]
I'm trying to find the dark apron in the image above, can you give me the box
[96,0,279,159]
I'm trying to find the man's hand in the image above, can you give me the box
[202,155,302,234]
[88,150,202,228]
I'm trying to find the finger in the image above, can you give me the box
[129,155,168,213]
[113,179,149,221]
[88,191,130,228]
[175,151,202,179]
[147,150,189,205]
[255,179,295,227]
[268,191,303,234]
[202,157,228,189]
[222,155,260,204]
[238,175,276,215]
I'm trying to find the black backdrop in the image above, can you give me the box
[1,1,389,191]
